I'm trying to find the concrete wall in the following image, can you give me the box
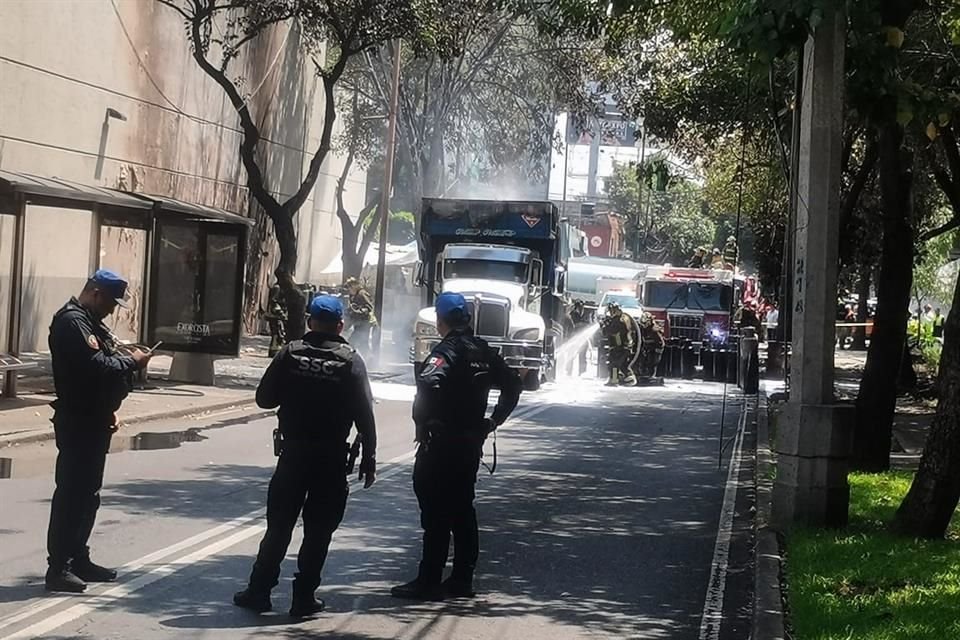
[0,0,366,343]
[20,206,93,352]
[99,225,147,343]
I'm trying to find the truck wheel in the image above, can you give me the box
[523,370,541,391]
[544,362,557,383]
[413,362,424,378]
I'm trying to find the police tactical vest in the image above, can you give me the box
[50,301,131,419]
[433,335,496,435]
[287,339,354,385]
[277,338,357,442]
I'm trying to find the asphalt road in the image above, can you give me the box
[0,376,755,639]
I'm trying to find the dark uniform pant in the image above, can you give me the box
[350,320,371,356]
[248,450,348,593]
[47,424,112,570]
[413,441,481,585]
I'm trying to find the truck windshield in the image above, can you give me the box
[645,282,688,309]
[601,293,641,309]
[690,283,732,312]
[444,259,527,283]
[645,281,733,311]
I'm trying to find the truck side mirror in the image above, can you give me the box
[414,261,425,287]
[554,267,566,295]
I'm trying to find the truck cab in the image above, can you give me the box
[411,198,572,389]
[638,266,736,343]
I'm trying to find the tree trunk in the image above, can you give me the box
[341,221,362,282]
[273,213,306,340]
[893,271,960,538]
[851,263,870,350]
[422,126,446,198]
[852,121,914,472]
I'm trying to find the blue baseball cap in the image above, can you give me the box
[90,269,129,307]
[435,292,469,322]
[309,294,343,321]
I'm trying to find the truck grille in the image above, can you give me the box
[466,295,510,339]
[668,313,703,340]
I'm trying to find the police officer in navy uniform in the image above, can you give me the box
[234,295,377,618]
[45,269,153,593]
[391,292,522,600]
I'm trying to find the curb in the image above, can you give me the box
[0,397,259,448]
[753,391,786,640]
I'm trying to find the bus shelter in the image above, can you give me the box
[0,170,252,398]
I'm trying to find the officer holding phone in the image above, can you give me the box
[234,295,377,618]
[45,269,153,593]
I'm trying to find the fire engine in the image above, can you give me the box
[636,265,743,344]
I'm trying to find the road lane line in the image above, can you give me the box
[698,401,748,640]
[0,522,267,640]
[0,508,265,632]
[0,400,548,636]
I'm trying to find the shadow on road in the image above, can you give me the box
[4,382,750,638]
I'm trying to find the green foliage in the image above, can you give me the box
[363,209,416,244]
[720,0,831,64]
[914,223,958,309]
[907,319,942,369]
[702,132,788,292]
[605,160,715,264]
[350,2,599,208]
[788,472,960,640]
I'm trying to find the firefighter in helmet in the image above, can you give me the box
[637,312,665,379]
[599,301,638,386]
[345,277,376,357]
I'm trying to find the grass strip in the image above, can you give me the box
[788,472,960,640]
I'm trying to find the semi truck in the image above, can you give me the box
[410,198,575,390]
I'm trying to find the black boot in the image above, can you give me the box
[289,576,325,619]
[390,578,445,601]
[442,575,476,598]
[233,587,272,613]
[45,567,86,593]
[71,558,117,583]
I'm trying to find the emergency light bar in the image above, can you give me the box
[665,269,714,279]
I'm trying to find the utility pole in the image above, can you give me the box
[372,39,402,367]
[561,117,570,217]
[772,6,852,529]
[635,121,646,260]
[586,116,601,199]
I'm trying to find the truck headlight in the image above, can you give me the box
[513,327,540,341]
[415,322,438,337]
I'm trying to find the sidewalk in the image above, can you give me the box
[1,335,410,448]
[0,382,259,449]
[833,348,933,460]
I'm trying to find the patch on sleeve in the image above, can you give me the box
[87,334,100,350]
[420,354,445,377]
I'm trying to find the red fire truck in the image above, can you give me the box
[637,265,742,344]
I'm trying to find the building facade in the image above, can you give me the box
[0,0,365,350]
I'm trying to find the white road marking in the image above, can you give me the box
[698,401,748,640]
[0,396,552,637]
[0,508,265,632]
[0,522,267,640]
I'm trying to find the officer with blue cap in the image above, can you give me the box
[44,269,152,593]
[234,294,377,618]
[392,292,522,600]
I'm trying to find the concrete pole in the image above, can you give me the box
[561,116,570,216]
[772,6,854,529]
[372,39,402,367]
[586,118,601,198]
